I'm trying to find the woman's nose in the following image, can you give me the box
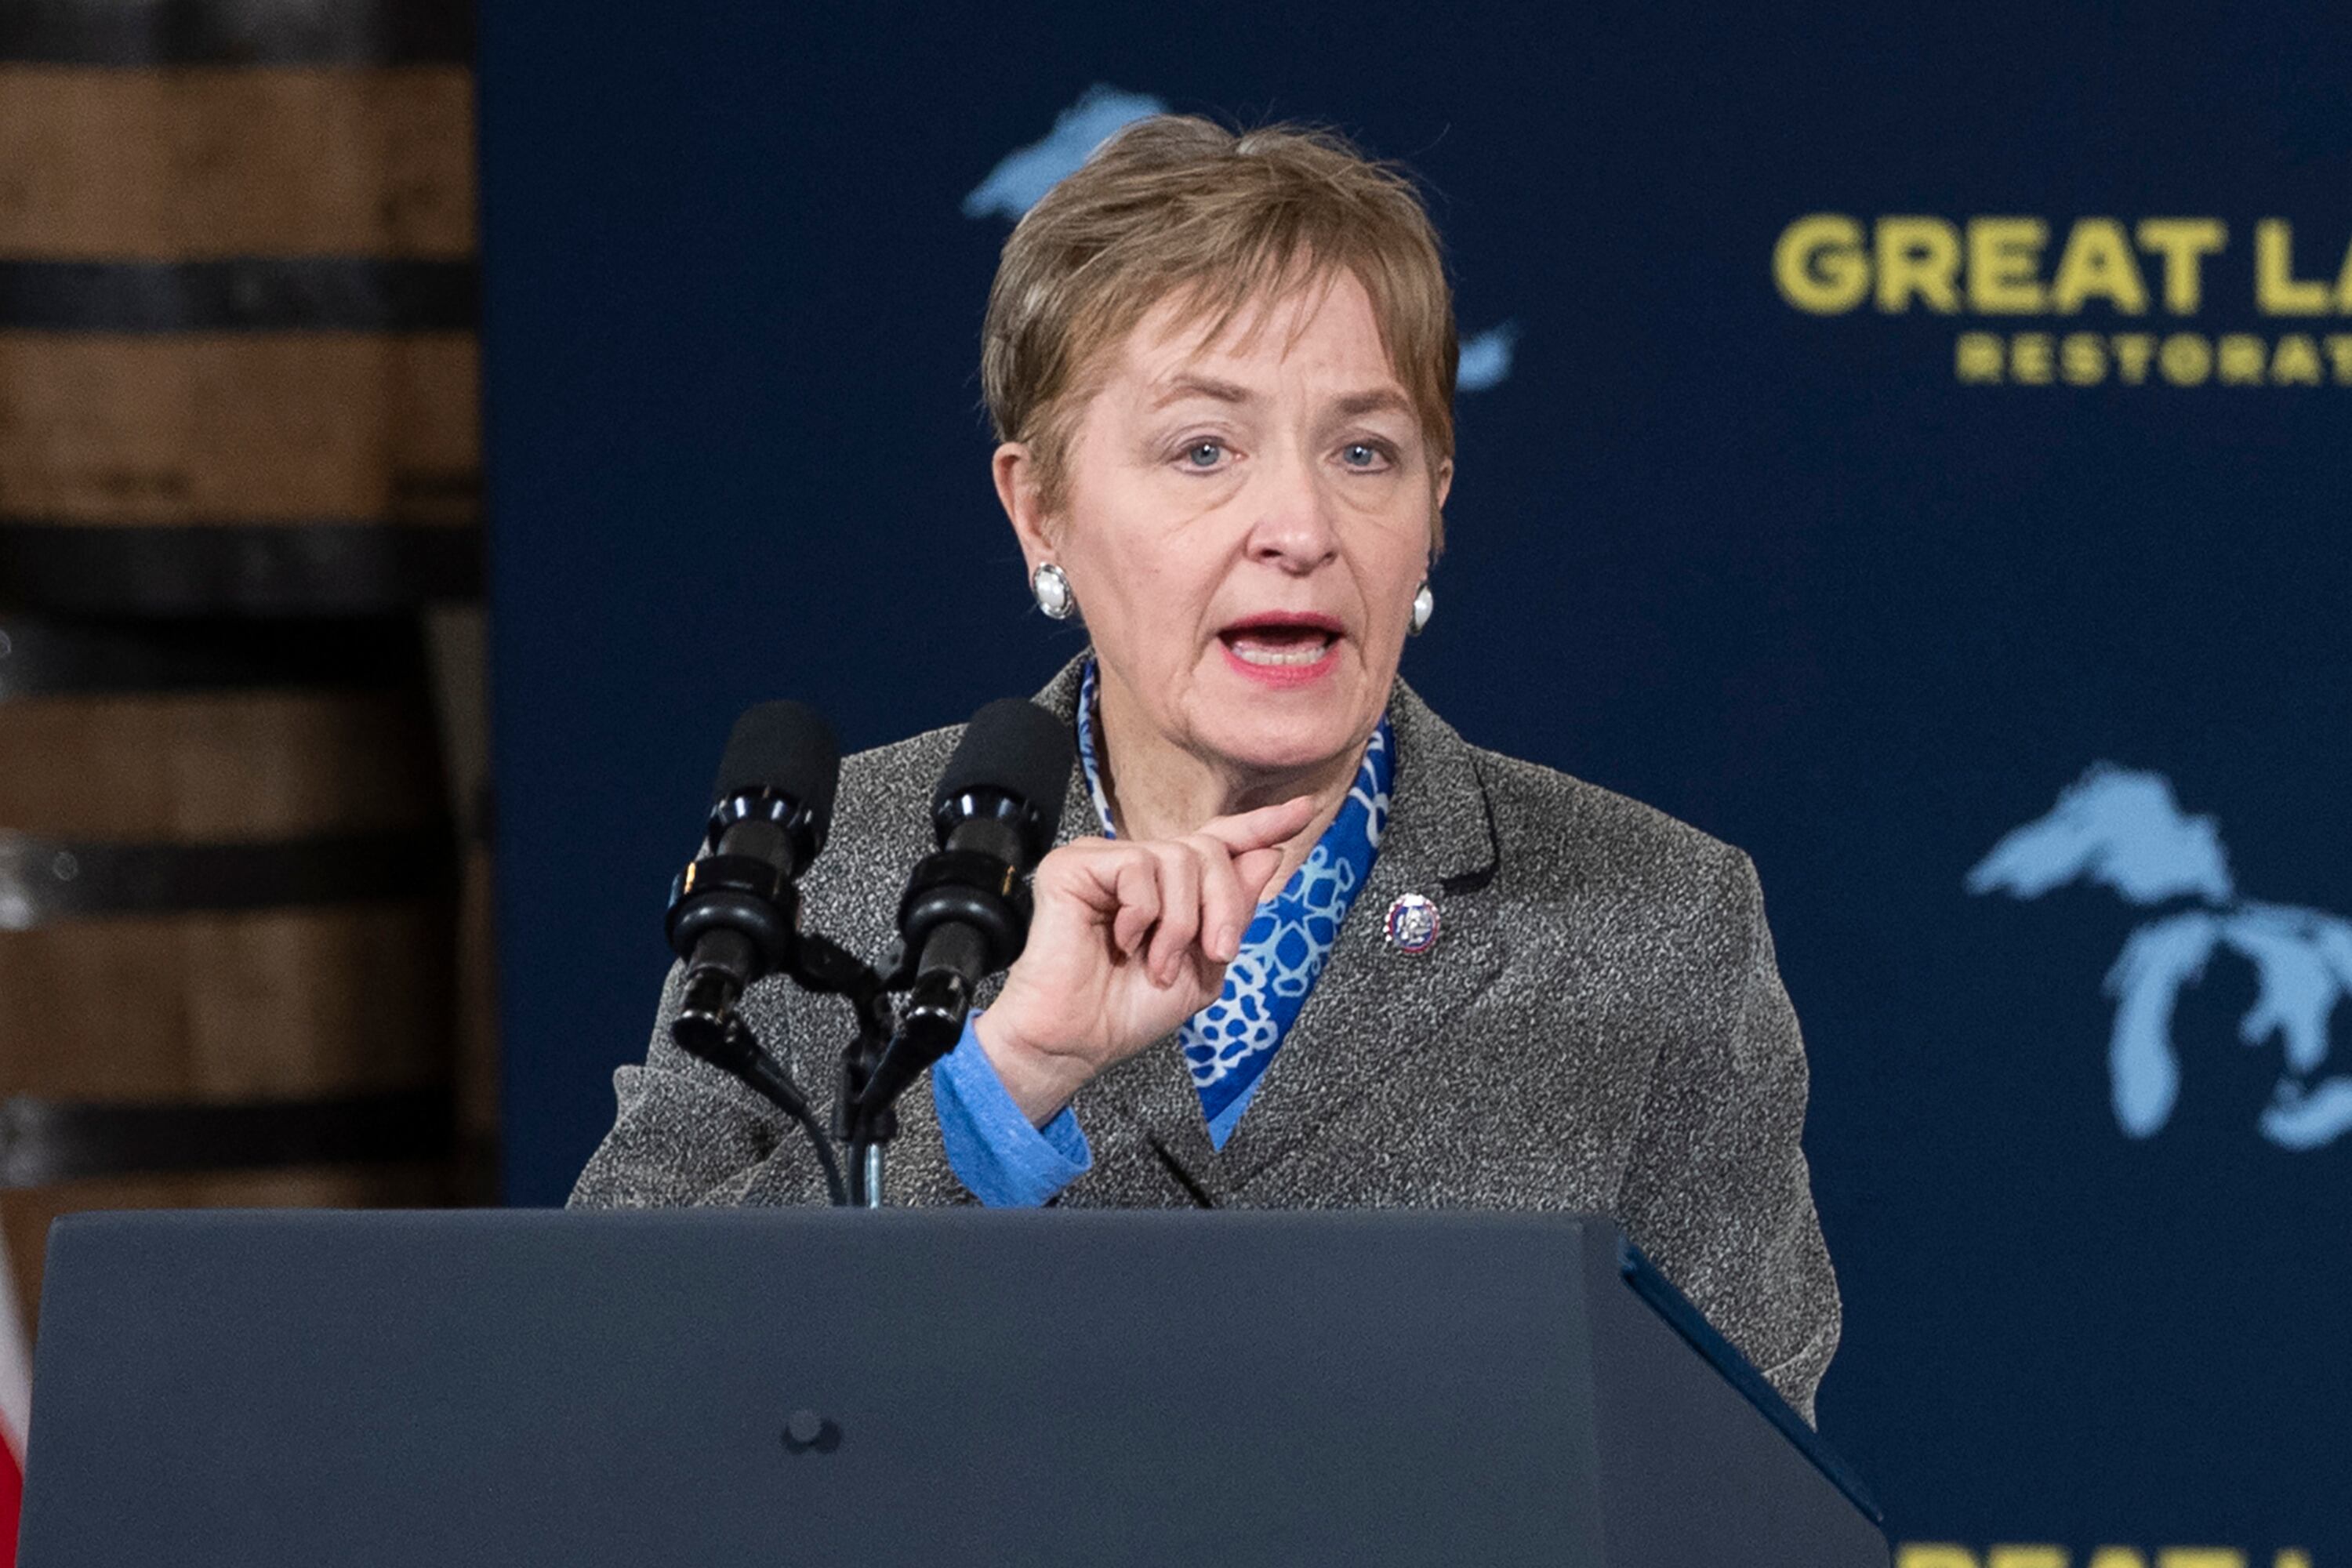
[1245,450,1341,572]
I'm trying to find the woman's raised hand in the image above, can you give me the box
[972,793,1322,1126]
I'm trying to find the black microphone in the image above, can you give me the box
[665,700,840,1062]
[855,698,1073,1116]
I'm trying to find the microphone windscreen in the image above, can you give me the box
[935,698,1075,862]
[713,700,841,831]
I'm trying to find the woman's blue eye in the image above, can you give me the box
[1184,441,1225,467]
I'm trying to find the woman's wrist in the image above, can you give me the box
[973,1008,1096,1128]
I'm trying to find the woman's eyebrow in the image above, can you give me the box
[1149,373,1254,408]
[1330,387,1415,420]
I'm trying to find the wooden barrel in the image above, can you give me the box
[0,0,488,1333]
[0,0,481,615]
[0,613,460,1333]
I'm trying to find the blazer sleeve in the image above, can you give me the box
[567,962,839,1208]
[1612,850,1842,1425]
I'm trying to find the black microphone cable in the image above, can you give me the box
[706,1012,846,1208]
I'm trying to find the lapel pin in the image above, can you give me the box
[1385,892,1441,955]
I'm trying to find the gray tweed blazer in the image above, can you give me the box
[572,658,1842,1421]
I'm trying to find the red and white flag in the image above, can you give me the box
[0,1243,30,1568]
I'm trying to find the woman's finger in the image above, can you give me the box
[1184,833,1255,962]
[1144,843,1203,985]
[1107,850,1162,956]
[1196,793,1321,856]
[1231,844,1287,906]
[1036,837,1127,916]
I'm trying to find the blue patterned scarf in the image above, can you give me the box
[1075,660,1394,1149]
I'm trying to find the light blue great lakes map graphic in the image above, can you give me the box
[1968,764,2352,1151]
[966,85,1520,391]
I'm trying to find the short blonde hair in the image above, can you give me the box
[981,115,1457,548]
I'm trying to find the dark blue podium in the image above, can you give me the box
[19,1209,1887,1566]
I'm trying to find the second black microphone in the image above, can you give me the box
[855,697,1075,1116]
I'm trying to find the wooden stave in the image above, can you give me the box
[0,67,474,260]
[0,334,479,524]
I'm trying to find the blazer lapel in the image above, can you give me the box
[1210,681,1506,1192]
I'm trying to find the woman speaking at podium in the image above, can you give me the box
[573,117,1842,1421]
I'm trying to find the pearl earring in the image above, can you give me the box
[1033,561,1075,620]
[1409,581,1434,635]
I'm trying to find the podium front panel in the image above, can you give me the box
[20,1209,1886,1566]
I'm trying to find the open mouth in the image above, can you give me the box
[1219,614,1343,673]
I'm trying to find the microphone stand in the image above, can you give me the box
[676,928,965,1208]
[839,905,1009,1204]
[837,943,927,1207]
[667,929,895,1209]
[788,934,898,1207]
[840,1060,891,1208]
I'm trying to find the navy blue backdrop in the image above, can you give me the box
[480,4,2352,1560]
